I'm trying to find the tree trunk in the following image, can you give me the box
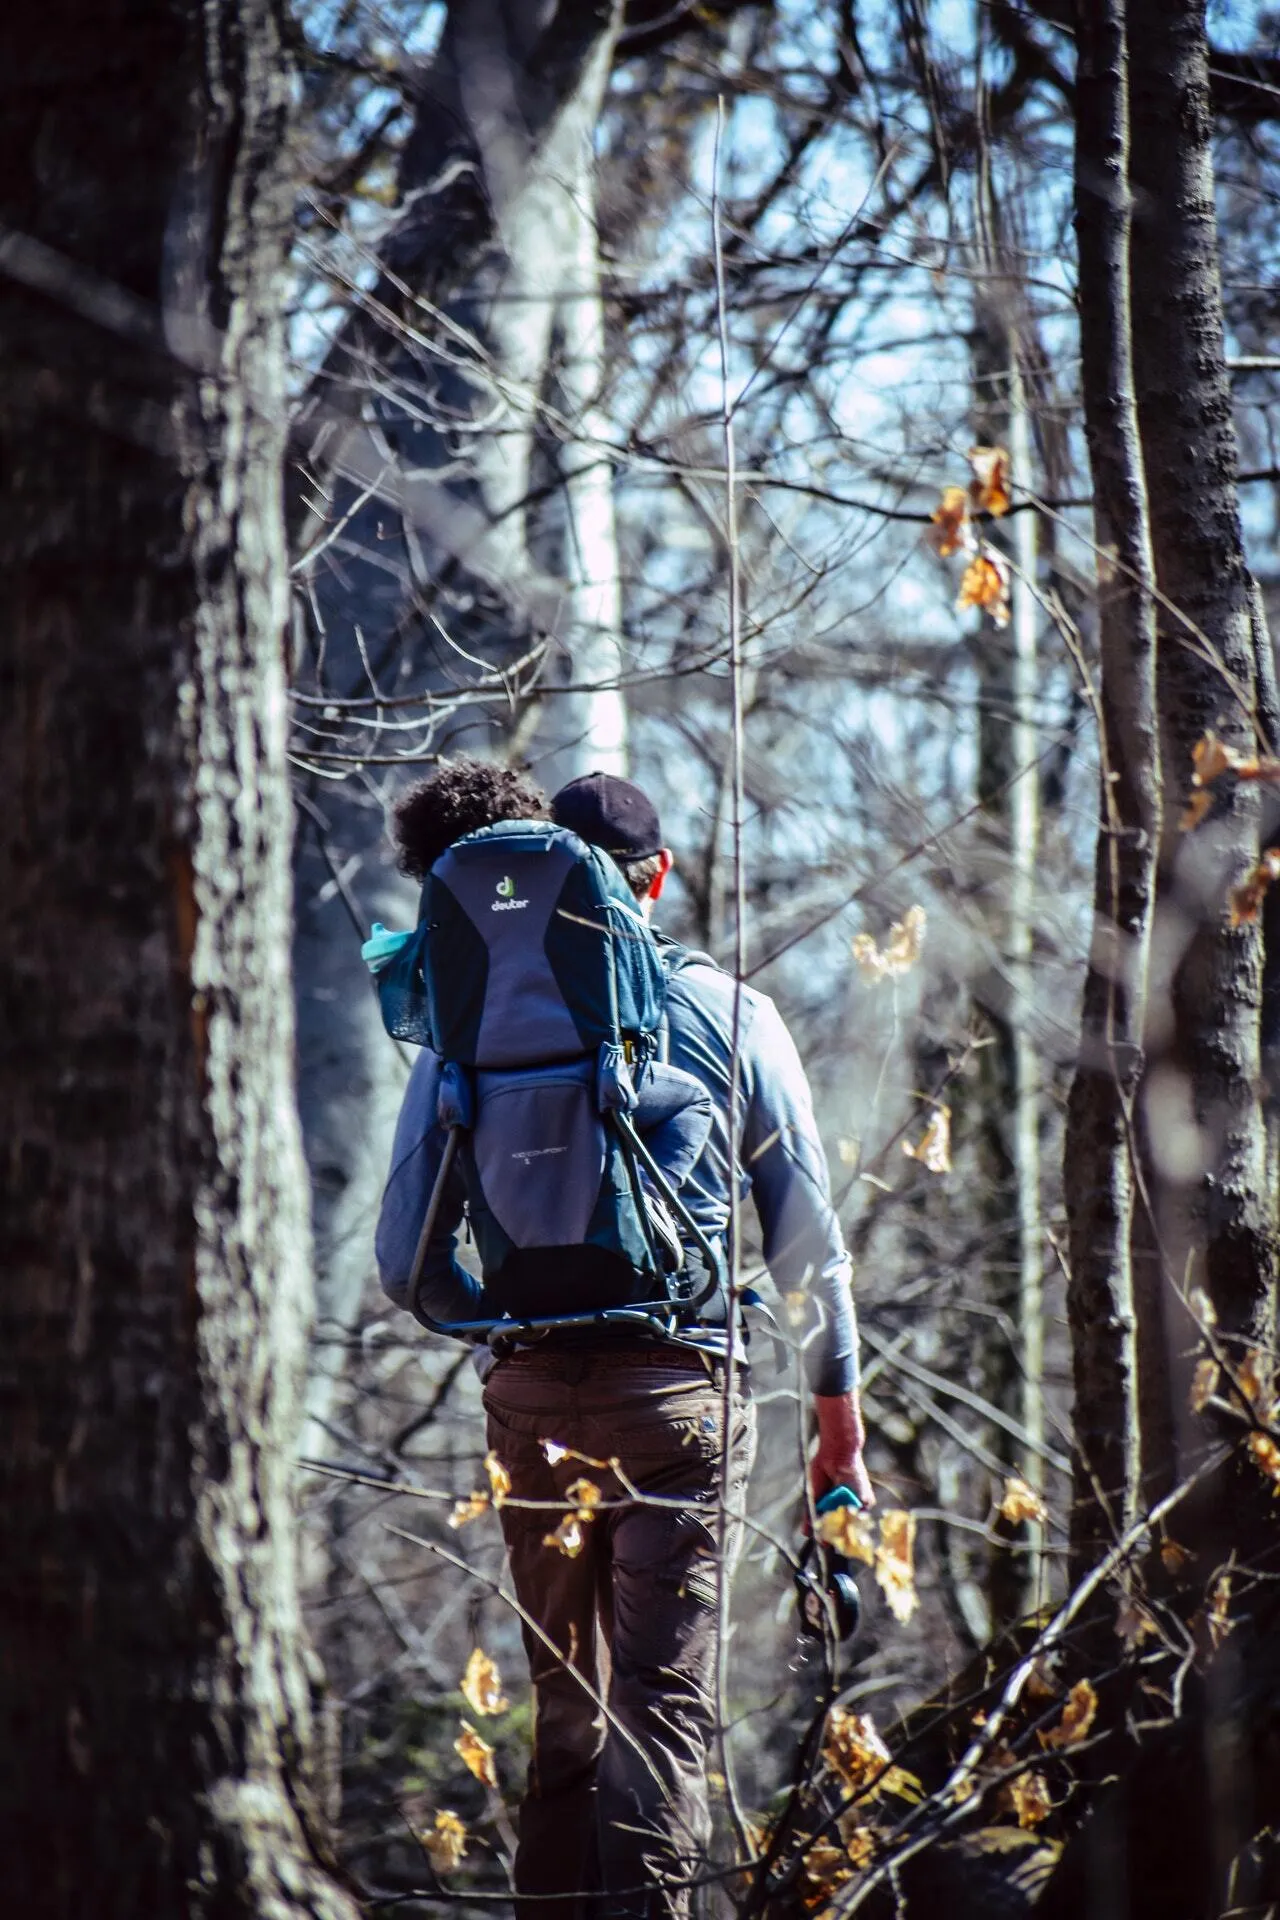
[1128,0,1276,1510]
[289,0,630,1458]
[1063,0,1156,1570]
[0,5,358,1913]
[291,0,629,770]
[967,297,1044,1625]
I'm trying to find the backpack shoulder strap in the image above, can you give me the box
[653,930,722,978]
[652,933,722,1061]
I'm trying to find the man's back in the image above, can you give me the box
[657,942,859,1397]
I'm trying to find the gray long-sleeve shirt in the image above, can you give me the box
[376,942,859,1396]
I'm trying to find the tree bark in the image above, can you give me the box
[965,273,1044,1623]
[1128,0,1277,1500]
[0,4,358,1913]
[1063,0,1156,1569]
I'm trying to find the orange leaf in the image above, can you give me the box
[997,1768,1052,1830]
[957,550,1011,627]
[998,1476,1049,1526]
[1248,1431,1280,1490]
[1179,788,1215,833]
[421,1809,468,1873]
[822,1708,894,1797]
[1191,730,1238,788]
[874,1510,919,1623]
[968,444,1012,516]
[851,905,926,984]
[1237,1346,1275,1417]
[902,1105,951,1175]
[1228,849,1280,927]
[454,1720,498,1788]
[1189,1356,1220,1414]
[1037,1679,1097,1752]
[543,1514,587,1557]
[448,1492,489,1529]
[1161,1536,1193,1574]
[929,485,973,558]
[460,1648,509,1718]
[841,1821,878,1869]
[484,1451,512,1505]
[817,1505,876,1566]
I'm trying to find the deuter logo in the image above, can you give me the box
[492,873,529,913]
[496,875,515,897]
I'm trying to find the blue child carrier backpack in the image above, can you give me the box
[367,821,721,1337]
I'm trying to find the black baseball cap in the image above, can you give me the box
[552,771,664,861]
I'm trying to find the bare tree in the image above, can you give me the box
[1063,0,1157,1569]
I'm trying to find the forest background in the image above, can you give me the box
[7,0,1280,1915]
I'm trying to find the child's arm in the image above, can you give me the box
[631,1060,713,1192]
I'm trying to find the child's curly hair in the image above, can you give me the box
[392,758,550,880]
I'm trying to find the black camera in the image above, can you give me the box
[795,1535,862,1643]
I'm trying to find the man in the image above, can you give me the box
[377,764,870,1920]
[549,772,872,1515]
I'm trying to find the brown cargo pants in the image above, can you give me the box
[482,1344,757,1920]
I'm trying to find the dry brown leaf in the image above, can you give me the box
[998,1476,1049,1526]
[1179,787,1215,833]
[822,1708,895,1799]
[875,1510,919,1623]
[1037,1679,1098,1753]
[1116,1600,1159,1648]
[565,1477,603,1515]
[540,1438,607,1469]
[1190,1356,1221,1414]
[1238,756,1280,784]
[543,1514,587,1558]
[421,1809,468,1874]
[1237,1346,1275,1417]
[852,905,926,984]
[968,444,1012,517]
[1025,1660,1060,1702]
[902,1105,951,1175]
[1228,849,1280,927]
[929,485,974,557]
[817,1504,876,1566]
[1188,1286,1218,1331]
[1161,1536,1193,1574]
[455,1721,498,1789]
[998,1769,1052,1831]
[948,1768,979,1806]
[1192,731,1238,788]
[484,1451,512,1505]
[1248,1430,1280,1490]
[448,1492,489,1530]
[957,550,1011,628]
[460,1648,509,1718]
[802,1838,852,1904]
[842,1823,878,1870]
[1208,1573,1233,1652]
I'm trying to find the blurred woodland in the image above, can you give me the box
[8,0,1280,1915]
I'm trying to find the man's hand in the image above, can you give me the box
[810,1390,875,1511]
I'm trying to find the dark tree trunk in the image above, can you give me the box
[0,4,358,1914]
[1128,0,1277,1505]
[1063,0,1157,1569]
